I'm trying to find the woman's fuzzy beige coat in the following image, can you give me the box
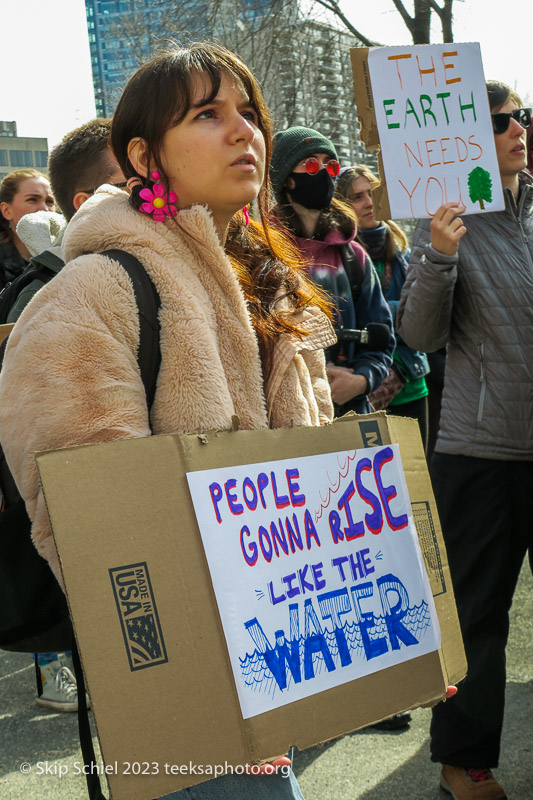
[0,186,335,582]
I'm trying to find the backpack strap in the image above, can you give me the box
[73,249,161,800]
[339,243,366,304]
[72,640,107,800]
[102,249,162,414]
[29,249,64,272]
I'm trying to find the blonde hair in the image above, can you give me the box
[335,165,409,260]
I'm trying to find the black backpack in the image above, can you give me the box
[0,250,161,654]
[0,249,64,324]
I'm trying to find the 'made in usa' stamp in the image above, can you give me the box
[109,562,168,671]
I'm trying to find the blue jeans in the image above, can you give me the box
[160,768,305,800]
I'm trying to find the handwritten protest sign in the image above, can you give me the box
[187,444,440,719]
[354,43,504,219]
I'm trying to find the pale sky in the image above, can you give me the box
[1,0,531,150]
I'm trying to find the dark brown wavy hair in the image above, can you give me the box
[110,42,331,346]
[486,80,522,112]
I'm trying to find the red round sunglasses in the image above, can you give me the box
[303,157,341,177]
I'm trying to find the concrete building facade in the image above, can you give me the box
[0,122,49,180]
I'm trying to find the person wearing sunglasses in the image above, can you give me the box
[490,105,531,135]
[397,81,533,800]
[270,127,394,416]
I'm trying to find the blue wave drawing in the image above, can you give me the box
[239,601,432,698]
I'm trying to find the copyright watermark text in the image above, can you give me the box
[19,760,291,778]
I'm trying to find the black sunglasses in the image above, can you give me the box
[79,180,128,194]
[491,107,532,135]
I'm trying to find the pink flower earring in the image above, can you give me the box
[139,170,178,222]
[242,204,250,226]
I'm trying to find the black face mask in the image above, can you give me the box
[286,168,335,210]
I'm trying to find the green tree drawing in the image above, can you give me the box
[468,167,493,210]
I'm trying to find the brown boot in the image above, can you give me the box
[440,765,507,800]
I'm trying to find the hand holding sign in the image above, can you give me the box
[430,202,467,255]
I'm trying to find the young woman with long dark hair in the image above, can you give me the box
[0,168,54,288]
[0,43,336,800]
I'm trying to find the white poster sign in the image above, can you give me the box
[187,444,441,719]
[368,42,504,218]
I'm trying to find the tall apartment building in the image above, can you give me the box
[272,20,370,165]
[0,122,49,180]
[85,0,211,117]
[84,0,372,166]
[85,0,149,117]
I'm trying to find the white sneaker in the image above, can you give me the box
[36,658,87,712]
[60,654,91,710]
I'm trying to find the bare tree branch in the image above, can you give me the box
[427,0,455,41]
[311,0,456,45]
[390,0,415,31]
[310,0,377,46]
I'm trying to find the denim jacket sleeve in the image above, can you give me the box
[351,253,395,393]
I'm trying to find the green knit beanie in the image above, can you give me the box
[270,127,338,201]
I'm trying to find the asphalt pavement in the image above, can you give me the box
[1,565,531,800]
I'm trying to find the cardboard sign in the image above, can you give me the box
[0,324,14,346]
[187,444,441,719]
[351,43,505,219]
[36,413,466,800]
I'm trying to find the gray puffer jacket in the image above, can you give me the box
[397,173,533,461]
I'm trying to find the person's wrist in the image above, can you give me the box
[352,372,369,397]
[426,245,458,266]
